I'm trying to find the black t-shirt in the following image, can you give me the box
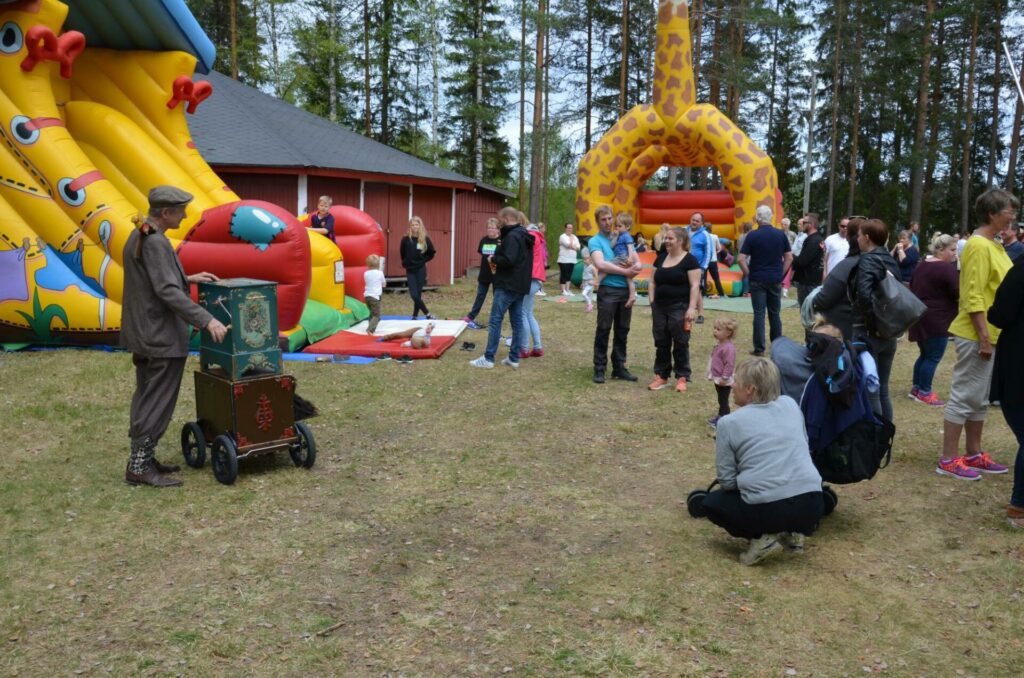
[477,236,500,283]
[311,213,335,241]
[652,251,700,304]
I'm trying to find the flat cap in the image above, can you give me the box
[148,185,193,209]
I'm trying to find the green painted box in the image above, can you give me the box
[198,278,281,379]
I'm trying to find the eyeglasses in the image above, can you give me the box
[847,215,867,221]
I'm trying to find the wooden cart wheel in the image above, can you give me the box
[289,422,316,469]
[180,422,206,469]
[211,434,239,485]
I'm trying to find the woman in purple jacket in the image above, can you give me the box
[908,233,960,407]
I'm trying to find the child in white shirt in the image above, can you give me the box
[364,254,386,335]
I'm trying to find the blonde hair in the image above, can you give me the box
[615,212,633,229]
[714,317,738,339]
[407,216,427,249]
[498,206,520,223]
[734,358,781,404]
[486,217,500,229]
[366,253,380,268]
[318,195,332,207]
[810,316,844,339]
[929,232,957,255]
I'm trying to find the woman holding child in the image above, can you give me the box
[647,226,701,393]
[702,358,825,565]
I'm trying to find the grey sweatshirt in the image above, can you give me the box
[715,395,822,504]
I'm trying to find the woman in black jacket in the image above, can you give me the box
[989,256,1024,528]
[850,218,901,421]
[400,216,436,319]
[811,217,863,340]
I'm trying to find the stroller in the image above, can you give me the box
[686,333,895,519]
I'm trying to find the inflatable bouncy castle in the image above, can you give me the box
[575,0,783,243]
[0,0,381,346]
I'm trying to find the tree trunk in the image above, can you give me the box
[1007,48,1024,194]
[767,0,780,140]
[960,13,978,230]
[541,16,550,224]
[380,0,393,144]
[430,0,440,161]
[909,0,934,226]
[519,0,527,206]
[692,0,703,188]
[529,0,546,221]
[362,0,371,132]
[474,1,485,180]
[619,0,629,115]
[847,24,862,215]
[585,0,593,149]
[923,16,945,225]
[328,0,338,123]
[826,0,844,230]
[986,0,1002,188]
[229,0,238,79]
[705,4,721,189]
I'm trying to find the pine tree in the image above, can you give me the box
[186,0,266,85]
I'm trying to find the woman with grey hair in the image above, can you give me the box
[908,233,960,407]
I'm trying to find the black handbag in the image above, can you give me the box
[871,271,927,339]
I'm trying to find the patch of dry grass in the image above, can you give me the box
[2,278,1022,676]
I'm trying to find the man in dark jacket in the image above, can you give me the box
[122,186,227,487]
[791,213,824,304]
[470,207,533,369]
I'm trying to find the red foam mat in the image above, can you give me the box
[304,331,457,359]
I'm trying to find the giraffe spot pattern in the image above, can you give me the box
[751,167,770,191]
[599,182,616,197]
[608,156,623,172]
[735,153,753,164]
[623,118,638,132]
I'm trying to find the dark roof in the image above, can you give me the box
[187,71,477,188]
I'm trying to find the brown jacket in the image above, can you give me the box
[120,228,212,357]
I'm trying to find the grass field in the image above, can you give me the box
[2,278,1022,676]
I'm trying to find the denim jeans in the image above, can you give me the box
[854,330,897,422]
[466,281,492,321]
[913,335,949,394]
[521,279,543,350]
[1002,403,1024,508]
[484,287,525,362]
[593,286,632,371]
[749,280,782,353]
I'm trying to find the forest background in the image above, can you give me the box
[186,0,1024,243]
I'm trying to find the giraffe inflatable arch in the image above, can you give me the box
[575,0,781,242]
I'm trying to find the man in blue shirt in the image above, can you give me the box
[589,205,643,383]
[687,212,713,323]
[739,205,793,356]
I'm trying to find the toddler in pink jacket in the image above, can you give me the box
[707,317,738,428]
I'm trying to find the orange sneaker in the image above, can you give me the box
[1008,505,1024,529]
[648,375,669,390]
[675,377,688,392]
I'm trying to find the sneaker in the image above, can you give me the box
[1008,505,1024,529]
[936,456,981,481]
[469,356,494,369]
[695,315,705,324]
[586,304,594,312]
[504,337,512,347]
[530,348,544,358]
[913,391,945,407]
[739,534,782,565]
[500,357,520,369]
[963,452,1008,474]
[675,377,688,392]
[535,289,547,296]
[593,370,606,384]
[907,386,920,400]
[707,415,719,428]
[520,350,531,359]
[464,318,483,330]
[750,349,765,357]
[426,313,437,320]
[648,375,669,390]
[778,532,805,553]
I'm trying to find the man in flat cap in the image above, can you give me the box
[121,186,228,488]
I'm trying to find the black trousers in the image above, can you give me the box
[651,300,691,379]
[558,262,575,285]
[128,354,187,471]
[703,489,824,539]
[796,281,817,306]
[707,261,725,296]
[715,384,731,416]
[593,286,632,372]
[406,267,429,317]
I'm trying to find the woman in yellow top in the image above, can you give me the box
[937,188,1017,480]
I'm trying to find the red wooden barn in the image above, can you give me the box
[188,72,512,286]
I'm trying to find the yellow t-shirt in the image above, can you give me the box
[948,234,1012,343]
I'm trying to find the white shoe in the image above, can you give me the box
[504,337,512,347]
[739,534,782,565]
[500,357,520,369]
[535,290,546,296]
[469,357,494,369]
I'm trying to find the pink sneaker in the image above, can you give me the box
[907,386,920,400]
[530,348,544,358]
[913,390,945,407]
[519,350,531,360]
[586,304,594,312]
[962,452,1008,474]
[936,457,981,481]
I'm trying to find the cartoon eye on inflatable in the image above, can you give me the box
[10,116,38,145]
[0,22,23,54]
[57,177,86,206]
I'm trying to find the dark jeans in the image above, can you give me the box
[706,262,725,296]
[715,384,731,416]
[558,262,575,285]
[651,300,691,379]
[796,282,817,306]
[913,335,948,394]
[484,286,525,363]
[466,280,492,321]
[703,489,824,540]
[750,280,783,353]
[593,286,632,372]
[406,266,429,318]
[1003,403,1024,508]
[855,331,897,422]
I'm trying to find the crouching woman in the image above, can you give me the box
[702,358,825,565]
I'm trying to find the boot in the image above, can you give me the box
[152,458,181,474]
[125,460,182,488]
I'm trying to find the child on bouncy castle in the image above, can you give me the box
[309,195,336,244]
[364,254,386,335]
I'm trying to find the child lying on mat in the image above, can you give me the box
[377,322,435,348]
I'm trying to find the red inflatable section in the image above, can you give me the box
[176,200,312,330]
[638,189,785,227]
[300,205,386,301]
